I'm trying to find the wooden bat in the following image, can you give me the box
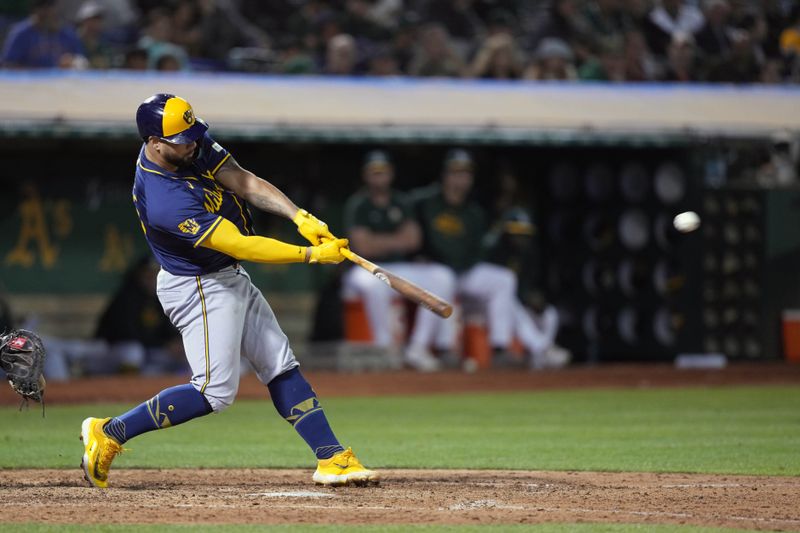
[340,248,453,318]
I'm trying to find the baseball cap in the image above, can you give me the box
[502,207,535,235]
[443,149,473,172]
[363,150,392,171]
[75,1,104,22]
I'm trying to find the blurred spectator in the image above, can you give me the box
[366,45,400,76]
[483,8,517,41]
[121,46,147,69]
[57,0,139,47]
[578,42,627,81]
[155,52,181,71]
[325,33,358,75]
[529,0,588,54]
[277,37,317,75]
[391,13,421,74]
[759,0,789,59]
[170,0,204,57]
[370,0,403,30]
[285,0,327,37]
[650,0,706,36]
[95,256,187,375]
[340,0,391,43]
[75,1,113,69]
[706,29,762,82]
[663,31,701,81]
[425,0,485,58]
[137,7,189,70]
[2,0,86,69]
[468,32,525,79]
[408,23,466,77]
[172,0,269,67]
[622,30,661,81]
[648,0,706,55]
[760,57,785,83]
[780,6,800,57]
[695,0,733,57]
[342,150,457,371]
[524,37,577,80]
[623,0,674,56]
[583,0,634,56]
[0,0,793,84]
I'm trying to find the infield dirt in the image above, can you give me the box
[2,468,799,530]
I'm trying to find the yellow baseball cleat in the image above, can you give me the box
[312,447,380,487]
[80,417,124,488]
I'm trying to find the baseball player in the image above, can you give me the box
[484,207,570,369]
[412,149,552,365]
[342,150,456,371]
[79,93,378,488]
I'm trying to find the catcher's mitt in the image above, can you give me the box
[0,329,46,412]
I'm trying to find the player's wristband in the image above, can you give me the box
[292,209,309,226]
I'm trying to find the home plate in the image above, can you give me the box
[246,491,335,498]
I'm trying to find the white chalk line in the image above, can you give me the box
[660,483,743,488]
[244,491,335,498]
[447,499,525,511]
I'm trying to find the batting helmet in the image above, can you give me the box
[135,93,208,144]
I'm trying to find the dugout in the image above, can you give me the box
[1,72,799,363]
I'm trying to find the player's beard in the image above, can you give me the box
[164,145,199,169]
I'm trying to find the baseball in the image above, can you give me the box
[673,211,700,233]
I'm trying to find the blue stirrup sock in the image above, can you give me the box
[103,384,213,444]
[268,366,345,460]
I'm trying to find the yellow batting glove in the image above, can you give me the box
[293,208,336,245]
[307,238,349,264]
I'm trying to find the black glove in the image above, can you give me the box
[0,329,46,408]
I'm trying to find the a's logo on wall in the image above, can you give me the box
[178,218,200,235]
[183,108,195,125]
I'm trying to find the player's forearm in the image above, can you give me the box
[214,159,299,220]
[240,175,299,220]
[201,217,307,263]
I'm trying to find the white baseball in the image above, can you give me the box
[673,211,700,233]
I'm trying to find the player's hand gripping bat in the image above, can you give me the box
[340,248,453,319]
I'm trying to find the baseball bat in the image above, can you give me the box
[340,248,453,319]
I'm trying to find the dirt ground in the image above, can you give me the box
[2,363,800,530]
[2,469,799,530]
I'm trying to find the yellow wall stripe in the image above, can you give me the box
[194,216,223,248]
[196,277,211,394]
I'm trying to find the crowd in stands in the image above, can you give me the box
[1,0,799,83]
